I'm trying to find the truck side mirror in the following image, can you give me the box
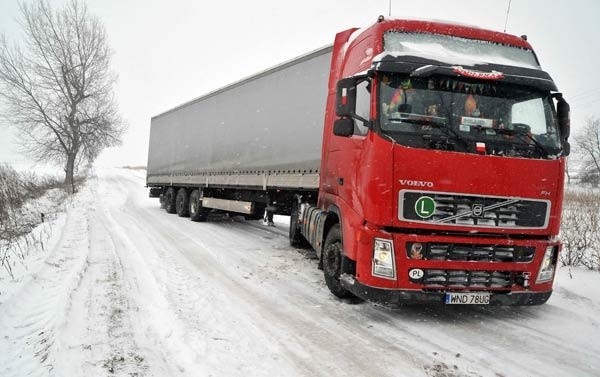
[553,93,570,157]
[562,141,570,156]
[556,96,570,140]
[333,118,354,137]
[336,78,358,117]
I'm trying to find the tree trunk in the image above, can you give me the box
[64,152,77,193]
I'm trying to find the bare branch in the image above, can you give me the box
[0,0,123,190]
[575,117,600,185]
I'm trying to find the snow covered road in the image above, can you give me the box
[1,168,599,377]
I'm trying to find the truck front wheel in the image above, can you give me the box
[322,224,354,298]
[165,187,177,214]
[176,188,190,217]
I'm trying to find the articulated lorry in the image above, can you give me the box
[147,16,570,306]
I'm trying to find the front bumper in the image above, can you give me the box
[340,274,552,307]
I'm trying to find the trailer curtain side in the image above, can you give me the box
[147,47,333,190]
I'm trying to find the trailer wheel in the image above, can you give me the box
[322,224,354,298]
[189,189,209,222]
[176,188,190,217]
[289,200,309,247]
[165,187,177,214]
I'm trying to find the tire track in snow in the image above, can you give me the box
[125,206,481,377]
[100,172,518,377]
[91,176,207,376]
[96,196,310,376]
[57,198,151,377]
[99,173,429,377]
[104,170,495,377]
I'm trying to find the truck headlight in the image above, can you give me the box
[372,238,396,280]
[536,246,558,283]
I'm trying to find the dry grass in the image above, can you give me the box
[0,164,64,278]
[560,188,600,270]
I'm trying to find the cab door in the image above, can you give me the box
[321,80,372,211]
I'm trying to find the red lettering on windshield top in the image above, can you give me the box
[452,66,504,80]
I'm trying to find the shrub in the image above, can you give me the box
[560,189,600,270]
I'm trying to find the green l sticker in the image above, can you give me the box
[415,196,436,219]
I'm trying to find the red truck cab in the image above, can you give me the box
[297,17,570,305]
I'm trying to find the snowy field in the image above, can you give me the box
[0,168,599,377]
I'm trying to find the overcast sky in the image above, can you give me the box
[1,0,599,173]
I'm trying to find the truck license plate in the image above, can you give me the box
[445,292,490,305]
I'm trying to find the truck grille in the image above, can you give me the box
[419,269,524,289]
[407,242,535,262]
[401,191,549,229]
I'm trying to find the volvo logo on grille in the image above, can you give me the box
[399,179,434,188]
[472,204,484,217]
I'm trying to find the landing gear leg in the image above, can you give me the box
[265,205,275,227]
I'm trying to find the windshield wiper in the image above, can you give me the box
[389,113,469,148]
[520,134,550,158]
[495,125,550,158]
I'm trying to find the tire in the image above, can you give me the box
[289,200,308,247]
[164,187,177,214]
[322,224,354,298]
[189,189,209,222]
[176,188,190,217]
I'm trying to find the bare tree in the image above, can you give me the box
[0,0,123,192]
[575,117,600,185]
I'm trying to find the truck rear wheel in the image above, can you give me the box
[322,224,354,298]
[176,188,190,217]
[165,187,177,214]
[189,189,209,222]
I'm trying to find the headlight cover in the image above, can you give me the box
[536,246,558,283]
[372,238,396,280]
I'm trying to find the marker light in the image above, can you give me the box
[536,246,558,283]
[372,238,396,280]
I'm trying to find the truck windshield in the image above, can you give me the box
[378,73,562,158]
